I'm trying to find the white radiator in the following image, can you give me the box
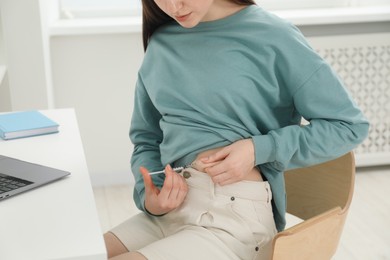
[308,33,390,167]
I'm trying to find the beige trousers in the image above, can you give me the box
[110,167,277,260]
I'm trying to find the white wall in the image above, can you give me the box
[0,13,5,64]
[0,0,50,110]
[0,12,11,112]
[0,67,11,112]
[50,33,144,185]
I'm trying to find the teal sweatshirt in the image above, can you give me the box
[129,5,369,232]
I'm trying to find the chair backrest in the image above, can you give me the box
[271,152,355,260]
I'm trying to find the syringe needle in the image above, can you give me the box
[148,166,184,175]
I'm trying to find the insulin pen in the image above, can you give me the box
[148,166,185,175]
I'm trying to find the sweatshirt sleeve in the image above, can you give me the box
[130,75,165,212]
[252,63,369,171]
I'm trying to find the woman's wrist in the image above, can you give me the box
[144,202,167,217]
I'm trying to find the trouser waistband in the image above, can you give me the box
[180,167,272,202]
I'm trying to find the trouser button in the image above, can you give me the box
[183,170,191,179]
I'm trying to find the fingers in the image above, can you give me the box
[200,148,230,177]
[140,165,188,215]
[208,170,232,185]
[200,140,255,185]
[217,173,238,186]
[140,166,157,194]
[200,147,229,164]
[204,162,226,177]
[158,165,188,210]
[161,165,188,200]
[202,156,230,179]
[192,159,220,172]
[203,160,243,186]
[159,165,174,200]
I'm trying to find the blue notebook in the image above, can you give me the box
[0,111,59,140]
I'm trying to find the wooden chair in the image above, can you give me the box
[270,152,355,260]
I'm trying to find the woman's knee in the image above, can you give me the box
[104,232,129,258]
[110,252,148,260]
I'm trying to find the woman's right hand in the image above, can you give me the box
[140,165,188,216]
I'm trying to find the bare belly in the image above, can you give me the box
[192,147,263,182]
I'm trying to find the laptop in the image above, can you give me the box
[0,155,70,201]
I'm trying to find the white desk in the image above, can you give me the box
[0,108,107,260]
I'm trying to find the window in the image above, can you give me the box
[59,0,141,19]
[58,0,390,19]
[259,0,349,10]
[260,0,390,10]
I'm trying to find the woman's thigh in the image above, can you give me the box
[137,226,242,260]
[109,251,147,260]
[108,213,165,253]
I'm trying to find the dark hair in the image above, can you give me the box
[141,0,256,51]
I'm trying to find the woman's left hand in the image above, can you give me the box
[200,139,256,186]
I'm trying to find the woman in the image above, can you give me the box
[104,0,369,259]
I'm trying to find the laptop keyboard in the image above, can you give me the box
[0,173,33,194]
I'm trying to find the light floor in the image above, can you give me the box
[93,166,390,260]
